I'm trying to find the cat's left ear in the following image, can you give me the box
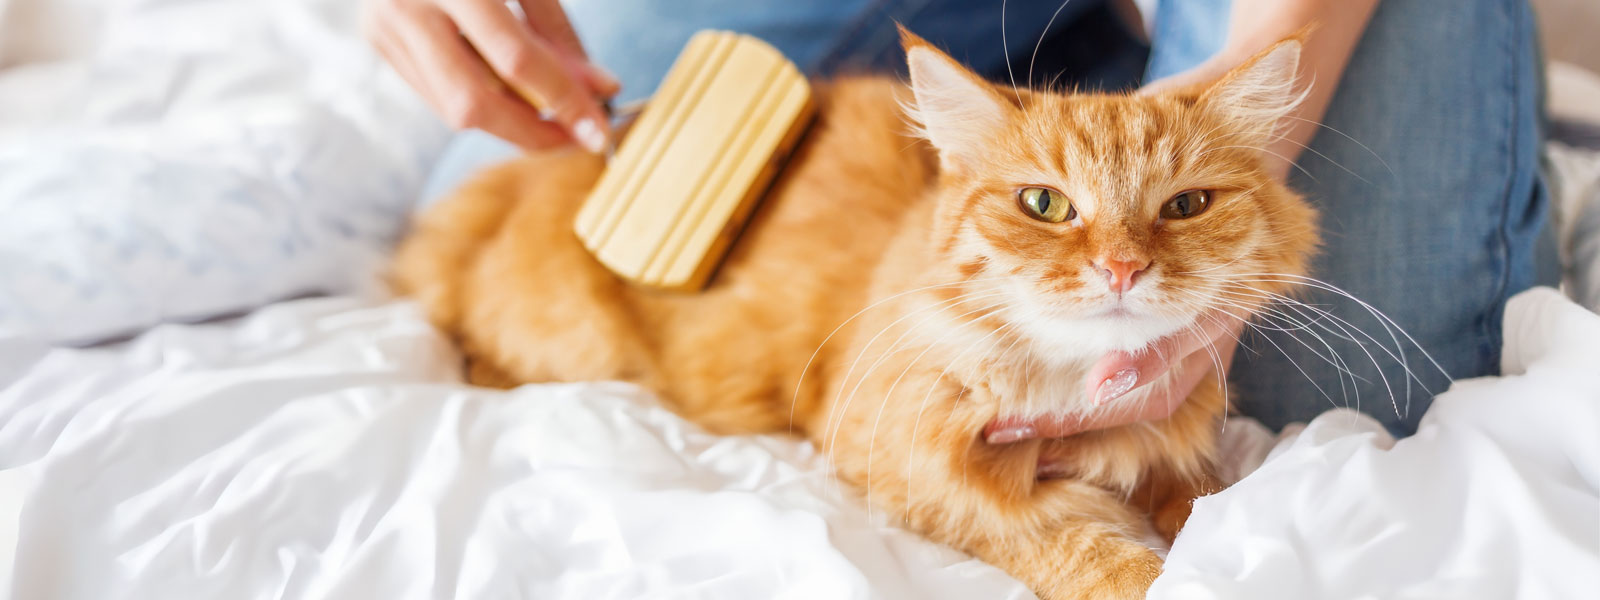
[1200,38,1304,145]
[899,25,1012,172]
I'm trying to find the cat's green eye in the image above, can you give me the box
[1161,190,1212,220]
[1017,187,1075,223]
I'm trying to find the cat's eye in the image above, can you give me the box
[1160,190,1212,220]
[1017,187,1075,223]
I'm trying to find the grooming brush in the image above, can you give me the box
[574,30,815,291]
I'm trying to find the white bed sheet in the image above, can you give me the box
[2,288,1597,599]
[0,296,1032,600]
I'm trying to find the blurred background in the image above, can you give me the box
[0,0,1596,343]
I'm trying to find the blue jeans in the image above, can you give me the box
[419,0,1556,436]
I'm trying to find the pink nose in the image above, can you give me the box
[1094,257,1150,293]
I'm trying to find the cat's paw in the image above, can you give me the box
[1092,549,1162,599]
[1045,546,1161,600]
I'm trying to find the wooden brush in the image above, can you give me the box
[574,30,815,291]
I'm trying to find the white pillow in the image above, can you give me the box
[0,0,451,344]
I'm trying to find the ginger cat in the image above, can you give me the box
[394,28,1317,599]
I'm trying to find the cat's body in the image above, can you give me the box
[396,31,1316,599]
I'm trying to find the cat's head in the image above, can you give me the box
[900,27,1319,362]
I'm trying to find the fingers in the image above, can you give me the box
[510,0,619,96]
[443,0,610,152]
[394,5,573,151]
[984,347,1227,443]
[1083,311,1242,406]
[516,0,586,60]
[1048,350,1224,438]
[981,313,1244,444]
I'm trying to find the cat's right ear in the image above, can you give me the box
[1199,37,1305,146]
[900,25,1010,172]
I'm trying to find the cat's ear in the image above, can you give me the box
[899,25,1010,172]
[1200,38,1304,145]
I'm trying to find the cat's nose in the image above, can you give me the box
[1093,257,1150,293]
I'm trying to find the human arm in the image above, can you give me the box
[361,0,619,153]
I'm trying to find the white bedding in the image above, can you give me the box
[4,1,1599,597]
[2,288,1597,599]
[0,0,449,344]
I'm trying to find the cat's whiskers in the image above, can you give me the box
[1176,287,1364,411]
[1174,254,1253,276]
[942,321,1033,513]
[1280,114,1397,178]
[1195,144,1318,181]
[1206,286,1372,375]
[1000,0,1024,105]
[822,287,1013,495]
[865,312,1019,524]
[1027,0,1077,88]
[1207,281,1433,417]
[1225,292,1372,409]
[1210,273,1450,392]
[1187,311,1233,433]
[1205,127,1373,185]
[789,275,1017,436]
[1162,284,1360,412]
[1191,273,1449,419]
[1206,285,1380,413]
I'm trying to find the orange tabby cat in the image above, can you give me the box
[394,28,1317,599]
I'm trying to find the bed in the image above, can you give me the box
[3,1,1598,598]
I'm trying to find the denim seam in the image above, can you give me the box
[1487,0,1520,374]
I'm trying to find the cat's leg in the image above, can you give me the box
[819,380,1163,599]
[1033,373,1229,544]
[1133,464,1222,545]
[463,354,521,389]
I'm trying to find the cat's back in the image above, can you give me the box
[394,76,939,432]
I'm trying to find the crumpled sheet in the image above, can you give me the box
[0,0,450,344]
[1,288,1596,599]
[0,296,1032,600]
[1153,287,1600,599]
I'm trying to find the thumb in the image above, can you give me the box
[1083,313,1240,406]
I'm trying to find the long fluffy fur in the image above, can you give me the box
[393,36,1318,599]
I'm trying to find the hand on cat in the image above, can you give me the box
[986,312,1243,443]
[362,0,619,153]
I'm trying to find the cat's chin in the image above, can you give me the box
[1008,308,1193,364]
[995,284,1193,362]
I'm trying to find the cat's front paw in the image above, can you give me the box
[1092,549,1162,599]
[1043,545,1161,600]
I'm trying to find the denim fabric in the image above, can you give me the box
[417,0,1555,436]
[1145,0,1557,435]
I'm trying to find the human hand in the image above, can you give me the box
[985,312,1242,443]
[362,0,620,152]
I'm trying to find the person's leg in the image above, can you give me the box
[1147,0,1558,435]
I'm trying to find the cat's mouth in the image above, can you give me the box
[1092,304,1137,319]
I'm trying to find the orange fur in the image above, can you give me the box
[393,33,1318,599]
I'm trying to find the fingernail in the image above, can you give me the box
[573,118,606,154]
[986,426,1037,445]
[1094,368,1139,406]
